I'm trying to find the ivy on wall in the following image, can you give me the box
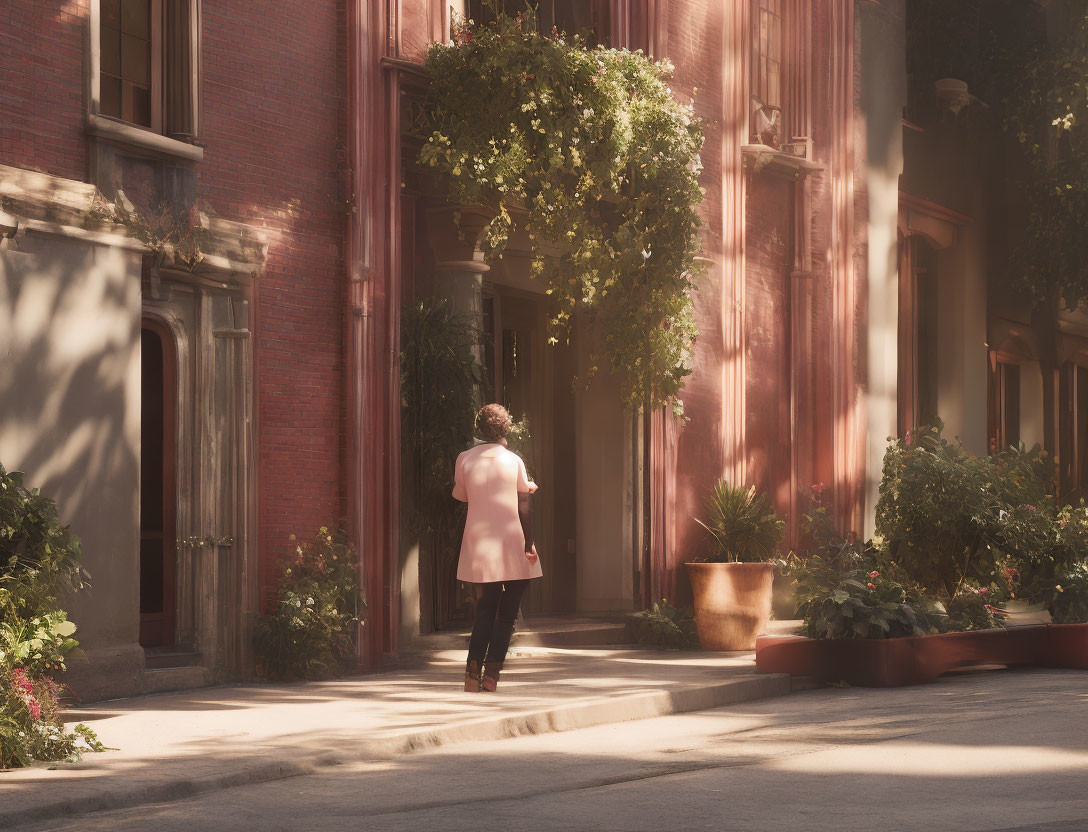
[420,8,705,413]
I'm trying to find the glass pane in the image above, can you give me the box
[102,0,121,29]
[760,11,769,56]
[767,61,781,107]
[769,16,782,61]
[129,83,151,127]
[121,0,150,37]
[122,32,150,84]
[101,27,121,77]
[101,76,122,118]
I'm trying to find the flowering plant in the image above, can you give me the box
[0,463,102,768]
[254,527,363,681]
[422,6,705,413]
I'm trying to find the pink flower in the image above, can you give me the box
[867,582,876,589]
[905,431,912,445]
[11,668,33,696]
[28,699,41,720]
[1026,505,1035,511]
[869,571,879,579]
[978,587,989,595]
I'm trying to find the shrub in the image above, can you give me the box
[0,465,87,623]
[876,425,1007,601]
[422,8,705,413]
[783,530,939,640]
[0,463,101,769]
[695,481,785,563]
[1038,562,1088,625]
[254,528,363,681]
[628,600,699,650]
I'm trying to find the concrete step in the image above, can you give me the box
[405,616,634,655]
[141,666,212,695]
[144,649,204,669]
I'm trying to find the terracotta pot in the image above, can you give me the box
[686,562,774,651]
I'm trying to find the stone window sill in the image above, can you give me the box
[86,114,204,163]
[742,144,822,180]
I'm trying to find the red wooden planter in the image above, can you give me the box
[1046,623,1088,669]
[756,623,1088,687]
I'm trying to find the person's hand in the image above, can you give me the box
[525,544,538,563]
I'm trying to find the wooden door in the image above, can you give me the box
[482,289,577,613]
[139,320,177,648]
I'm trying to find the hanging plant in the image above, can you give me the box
[420,7,705,413]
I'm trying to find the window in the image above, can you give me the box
[897,235,940,435]
[91,0,200,144]
[992,361,1021,451]
[100,0,161,130]
[751,0,783,146]
[753,0,783,111]
[467,1,610,46]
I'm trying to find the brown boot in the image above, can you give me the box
[481,661,503,692]
[464,660,481,693]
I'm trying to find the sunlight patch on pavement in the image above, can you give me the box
[767,741,1088,776]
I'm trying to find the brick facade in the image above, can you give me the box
[0,1,349,600]
[2,0,883,673]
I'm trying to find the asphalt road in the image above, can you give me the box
[16,668,1088,832]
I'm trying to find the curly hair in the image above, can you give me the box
[476,403,513,443]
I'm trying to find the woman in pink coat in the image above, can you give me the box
[453,403,541,692]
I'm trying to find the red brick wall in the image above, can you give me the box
[0,0,352,595]
[198,0,347,591]
[0,0,87,180]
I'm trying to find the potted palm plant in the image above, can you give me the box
[687,481,785,650]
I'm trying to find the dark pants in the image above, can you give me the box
[467,580,529,667]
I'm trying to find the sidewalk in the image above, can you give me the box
[0,643,807,828]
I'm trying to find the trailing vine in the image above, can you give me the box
[420,8,705,413]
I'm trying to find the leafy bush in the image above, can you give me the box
[628,600,699,650]
[1,465,87,622]
[876,425,1006,601]
[422,7,704,412]
[1039,562,1088,625]
[0,463,101,768]
[400,299,479,540]
[695,481,784,563]
[783,529,938,640]
[254,528,363,681]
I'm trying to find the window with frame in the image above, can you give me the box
[100,0,161,130]
[93,0,200,141]
[751,0,783,146]
[748,0,811,154]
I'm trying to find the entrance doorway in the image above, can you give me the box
[482,287,578,613]
[139,320,177,648]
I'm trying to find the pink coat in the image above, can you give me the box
[453,443,543,584]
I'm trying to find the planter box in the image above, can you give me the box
[1046,623,1088,669]
[755,625,1085,688]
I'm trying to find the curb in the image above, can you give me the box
[2,672,797,829]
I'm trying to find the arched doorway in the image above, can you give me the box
[139,318,178,648]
